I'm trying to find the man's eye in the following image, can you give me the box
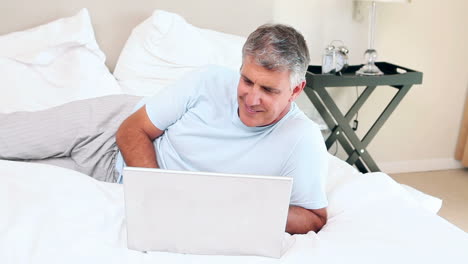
[244,79,253,85]
[264,87,279,94]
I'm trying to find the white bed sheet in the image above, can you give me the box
[1,159,467,264]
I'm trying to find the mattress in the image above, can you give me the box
[1,157,466,264]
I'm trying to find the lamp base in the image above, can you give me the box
[356,63,383,76]
[356,49,383,76]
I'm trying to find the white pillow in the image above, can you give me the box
[326,154,443,215]
[0,8,122,113]
[113,10,246,96]
[325,154,362,194]
[400,184,443,214]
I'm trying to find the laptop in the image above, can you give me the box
[122,167,293,258]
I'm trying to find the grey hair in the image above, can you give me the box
[242,24,310,88]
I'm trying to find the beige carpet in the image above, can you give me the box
[391,169,468,232]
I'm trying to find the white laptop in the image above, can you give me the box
[122,167,293,258]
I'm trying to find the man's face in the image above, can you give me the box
[237,56,304,127]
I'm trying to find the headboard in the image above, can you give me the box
[1,0,273,71]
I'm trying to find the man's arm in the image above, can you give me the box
[285,206,327,234]
[116,106,164,168]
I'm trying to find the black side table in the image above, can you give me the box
[304,62,423,173]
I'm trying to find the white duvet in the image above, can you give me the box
[1,157,467,264]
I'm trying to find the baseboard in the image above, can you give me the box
[378,158,463,174]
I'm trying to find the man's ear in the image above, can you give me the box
[289,81,306,102]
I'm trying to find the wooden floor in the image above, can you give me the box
[391,169,468,232]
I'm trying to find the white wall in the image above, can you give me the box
[273,0,368,65]
[373,0,468,172]
[274,0,468,173]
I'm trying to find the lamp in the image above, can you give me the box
[356,0,410,76]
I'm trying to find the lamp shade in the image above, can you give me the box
[357,0,410,2]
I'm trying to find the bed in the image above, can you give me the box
[1,8,467,264]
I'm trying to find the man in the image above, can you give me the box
[0,24,328,234]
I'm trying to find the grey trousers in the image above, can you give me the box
[0,95,142,182]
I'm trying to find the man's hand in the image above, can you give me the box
[285,206,327,234]
[116,106,164,168]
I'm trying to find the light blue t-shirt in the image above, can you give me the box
[116,65,328,209]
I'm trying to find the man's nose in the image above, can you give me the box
[246,87,261,106]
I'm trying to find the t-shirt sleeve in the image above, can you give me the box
[283,122,328,210]
[144,68,208,130]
